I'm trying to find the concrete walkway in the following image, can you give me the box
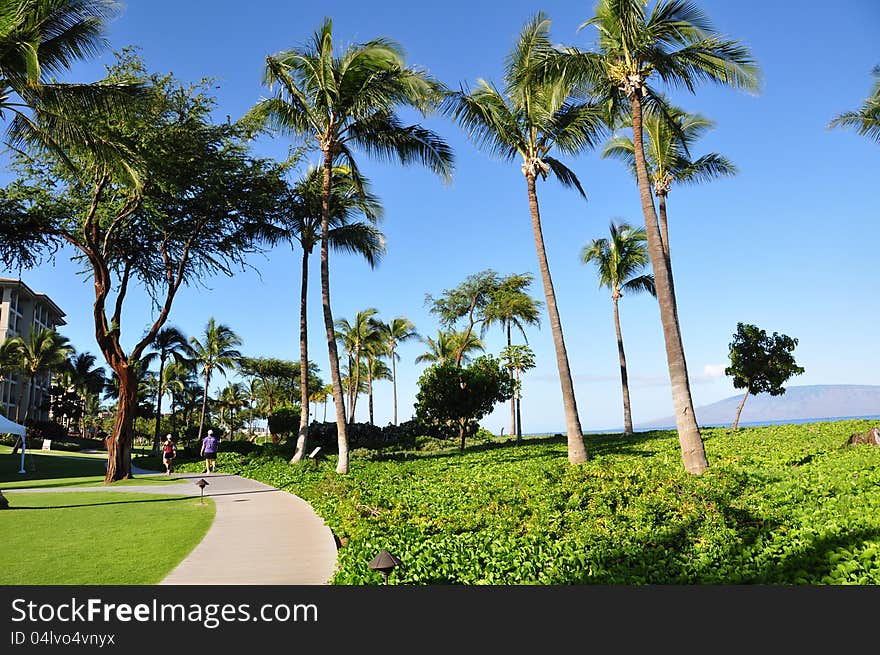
[4,461,339,585]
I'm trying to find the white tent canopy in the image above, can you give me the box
[0,413,26,436]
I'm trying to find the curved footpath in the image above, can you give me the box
[6,461,339,585]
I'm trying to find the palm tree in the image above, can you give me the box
[245,17,454,474]
[582,221,656,434]
[281,164,384,463]
[550,0,759,472]
[829,65,880,143]
[6,326,72,422]
[0,1,141,174]
[415,329,484,366]
[187,318,242,444]
[500,344,536,443]
[483,273,542,437]
[147,326,189,454]
[162,358,195,437]
[443,13,604,465]
[66,351,106,438]
[217,382,248,436]
[334,308,383,423]
[602,104,737,265]
[380,317,419,425]
[366,357,392,426]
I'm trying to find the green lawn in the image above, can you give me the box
[0,445,214,584]
[0,491,214,584]
[1,446,181,489]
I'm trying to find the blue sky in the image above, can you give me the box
[3,0,878,433]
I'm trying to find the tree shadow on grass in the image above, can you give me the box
[7,495,197,510]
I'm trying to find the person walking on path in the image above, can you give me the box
[162,434,177,475]
[201,429,218,474]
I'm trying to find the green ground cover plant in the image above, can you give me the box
[0,491,214,584]
[172,418,880,584]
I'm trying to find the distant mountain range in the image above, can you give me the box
[638,384,880,429]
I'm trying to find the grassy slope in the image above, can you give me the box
[172,418,880,584]
[0,491,214,584]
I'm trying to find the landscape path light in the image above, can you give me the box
[195,478,209,504]
[368,549,401,585]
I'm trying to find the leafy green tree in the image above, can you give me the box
[217,382,248,437]
[278,165,384,462]
[548,0,759,472]
[379,316,419,425]
[365,356,392,426]
[829,65,880,143]
[582,221,656,434]
[147,326,189,454]
[499,344,536,443]
[427,270,502,368]
[245,17,453,474]
[725,323,805,430]
[187,318,242,445]
[415,355,515,451]
[0,52,287,481]
[444,13,604,465]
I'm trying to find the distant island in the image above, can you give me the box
[638,384,880,429]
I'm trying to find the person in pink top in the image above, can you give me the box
[200,429,219,474]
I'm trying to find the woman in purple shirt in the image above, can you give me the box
[200,429,218,474]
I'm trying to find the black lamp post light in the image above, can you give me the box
[195,478,209,504]
[368,549,401,585]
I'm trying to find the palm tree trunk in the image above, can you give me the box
[524,172,587,464]
[197,368,211,444]
[657,193,679,319]
[105,365,137,482]
[515,368,523,443]
[613,294,634,434]
[733,386,750,430]
[631,95,707,474]
[391,348,399,426]
[15,374,30,422]
[349,346,361,424]
[152,356,166,456]
[321,148,349,474]
[367,364,374,425]
[507,322,516,438]
[291,250,310,463]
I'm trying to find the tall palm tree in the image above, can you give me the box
[500,344,536,443]
[6,326,72,422]
[147,326,189,454]
[483,273,542,437]
[415,329,484,366]
[380,316,419,425]
[550,0,759,472]
[66,351,106,438]
[187,318,242,444]
[444,13,604,464]
[829,65,880,143]
[602,104,737,265]
[334,308,383,423]
[365,357,392,426]
[161,358,195,437]
[245,17,454,474]
[217,382,248,436]
[582,221,656,434]
[282,164,384,463]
